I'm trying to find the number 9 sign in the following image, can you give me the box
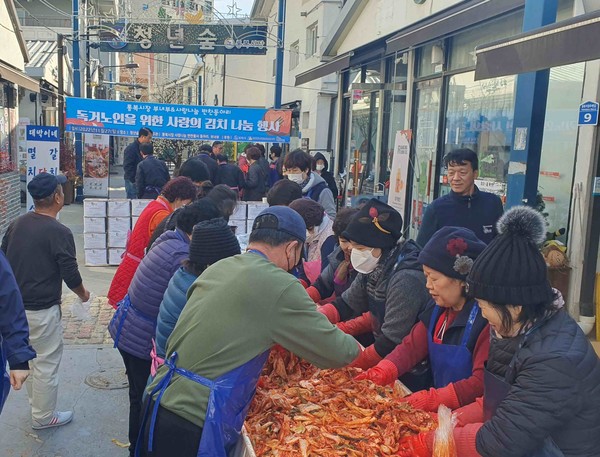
[578,101,599,126]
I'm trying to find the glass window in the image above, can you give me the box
[289,41,300,70]
[418,43,444,78]
[306,22,318,57]
[410,78,442,236]
[442,71,516,199]
[449,12,523,71]
[538,62,584,239]
[0,84,15,174]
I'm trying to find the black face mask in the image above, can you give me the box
[286,243,301,272]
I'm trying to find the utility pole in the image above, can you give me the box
[57,34,64,139]
[274,0,286,108]
[72,0,83,200]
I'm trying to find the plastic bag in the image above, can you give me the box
[433,404,457,457]
[71,293,95,321]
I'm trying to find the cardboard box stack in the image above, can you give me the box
[84,199,108,266]
[83,199,153,266]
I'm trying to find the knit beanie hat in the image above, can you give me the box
[343,199,402,249]
[418,227,487,280]
[189,218,241,266]
[466,206,554,306]
[289,198,325,228]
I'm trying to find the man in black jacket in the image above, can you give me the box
[416,148,503,247]
[136,143,170,199]
[193,144,218,182]
[2,173,90,429]
[214,154,245,191]
[123,127,152,199]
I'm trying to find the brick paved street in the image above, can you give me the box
[61,294,114,345]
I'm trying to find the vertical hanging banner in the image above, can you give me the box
[83,133,110,197]
[26,126,60,211]
[388,130,411,215]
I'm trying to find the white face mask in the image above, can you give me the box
[287,173,304,184]
[351,248,380,274]
[316,164,325,171]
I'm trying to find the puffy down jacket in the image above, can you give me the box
[109,228,189,360]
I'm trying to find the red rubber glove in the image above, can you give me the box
[318,303,340,324]
[305,286,321,303]
[405,384,460,412]
[298,278,309,288]
[354,358,398,385]
[397,433,432,457]
[349,344,383,370]
[336,312,373,336]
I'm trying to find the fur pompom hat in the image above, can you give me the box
[466,206,554,306]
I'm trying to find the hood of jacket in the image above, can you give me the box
[313,152,329,172]
[391,239,422,272]
[303,172,327,193]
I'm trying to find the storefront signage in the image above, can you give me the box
[83,134,110,197]
[26,126,59,211]
[65,97,292,143]
[475,179,506,197]
[388,130,411,215]
[578,101,599,126]
[98,23,267,55]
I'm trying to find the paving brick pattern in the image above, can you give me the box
[61,294,115,345]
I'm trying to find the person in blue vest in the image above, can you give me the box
[0,251,35,415]
[356,227,489,414]
[416,148,503,247]
[397,207,600,457]
[283,149,336,219]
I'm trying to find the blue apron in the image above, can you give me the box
[138,350,269,457]
[483,325,565,457]
[427,303,479,388]
[0,344,10,414]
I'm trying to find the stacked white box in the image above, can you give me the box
[131,199,152,217]
[247,202,268,220]
[84,233,107,250]
[228,219,246,235]
[108,217,130,233]
[231,202,247,220]
[85,249,108,266]
[132,216,139,228]
[107,199,130,217]
[109,248,126,265]
[84,198,107,217]
[108,231,128,248]
[84,217,106,233]
[246,219,256,234]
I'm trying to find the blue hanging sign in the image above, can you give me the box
[578,101,599,126]
[65,97,292,143]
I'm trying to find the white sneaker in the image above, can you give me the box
[32,411,73,430]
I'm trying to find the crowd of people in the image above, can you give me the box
[1,140,599,457]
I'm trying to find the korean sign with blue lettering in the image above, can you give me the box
[578,101,599,126]
[98,23,267,55]
[26,126,60,211]
[65,97,292,143]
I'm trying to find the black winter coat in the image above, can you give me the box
[123,140,141,182]
[476,310,600,457]
[193,153,218,182]
[215,163,245,190]
[136,156,170,199]
[243,162,267,201]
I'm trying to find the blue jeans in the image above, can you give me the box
[125,179,137,199]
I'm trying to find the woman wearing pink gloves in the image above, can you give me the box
[356,226,489,414]
[397,207,600,457]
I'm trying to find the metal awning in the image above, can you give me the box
[386,0,524,54]
[475,9,600,80]
[295,52,353,86]
[0,61,39,92]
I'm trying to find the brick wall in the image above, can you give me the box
[0,171,21,234]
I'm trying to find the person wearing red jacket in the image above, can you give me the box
[356,227,489,414]
[107,177,197,308]
[397,207,600,457]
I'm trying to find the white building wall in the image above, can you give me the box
[0,5,25,70]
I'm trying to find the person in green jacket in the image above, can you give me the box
[138,206,361,457]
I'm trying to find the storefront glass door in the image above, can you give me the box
[409,78,442,237]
